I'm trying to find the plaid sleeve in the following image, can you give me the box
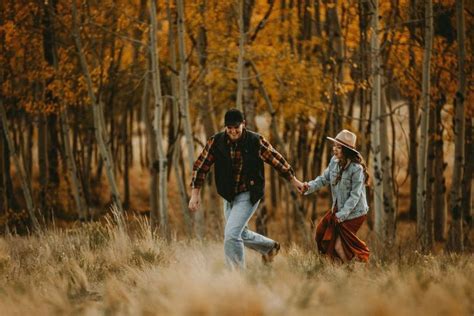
[190,137,216,189]
[259,136,295,181]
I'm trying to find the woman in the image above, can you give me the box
[303,129,370,263]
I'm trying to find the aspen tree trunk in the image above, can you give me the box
[446,0,466,252]
[135,0,148,173]
[297,0,312,59]
[121,107,130,209]
[326,0,343,138]
[242,60,256,128]
[141,71,159,232]
[2,132,17,211]
[417,0,433,251]
[309,121,327,227]
[40,3,52,217]
[144,80,160,225]
[59,109,88,219]
[380,83,397,245]
[0,100,40,231]
[425,97,436,250]
[149,0,170,239]
[24,117,34,179]
[41,2,61,217]
[166,0,192,236]
[236,0,245,112]
[84,126,94,209]
[47,114,59,192]
[461,117,472,245]
[38,114,48,214]
[358,0,374,230]
[194,0,221,236]
[433,97,447,241]
[407,0,418,220]
[368,0,384,240]
[176,0,203,237]
[237,0,257,130]
[175,0,195,168]
[71,0,123,215]
[358,0,369,158]
[408,98,418,220]
[196,0,216,137]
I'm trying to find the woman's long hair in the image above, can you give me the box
[336,146,370,186]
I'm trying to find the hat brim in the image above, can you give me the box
[225,121,244,127]
[326,136,360,155]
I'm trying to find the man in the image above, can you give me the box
[189,108,306,269]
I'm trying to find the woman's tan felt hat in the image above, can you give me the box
[326,129,360,155]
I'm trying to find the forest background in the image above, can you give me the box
[0,0,473,254]
[0,0,473,314]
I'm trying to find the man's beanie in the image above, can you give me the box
[224,109,244,126]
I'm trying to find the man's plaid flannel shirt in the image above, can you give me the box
[190,130,295,195]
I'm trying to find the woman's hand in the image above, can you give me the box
[291,177,308,194]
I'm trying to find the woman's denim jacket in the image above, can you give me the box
[305,156,369,221]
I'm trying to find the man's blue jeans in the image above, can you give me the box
[223,192,275,269]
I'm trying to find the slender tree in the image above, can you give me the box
[71,0,124,215]
[176,0,195,169]
[149,0,170,239]
[379,81,397,245]
[417,0,433,251]
[433,95,447,241]
[166,0,193,236]
[368,0,384,242]
[407,0,418,221]
[0,99,40,231]
[176,0,202,236]
[236,0,245,112]
[446,0,466,252]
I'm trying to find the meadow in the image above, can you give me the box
[0,213,472,316]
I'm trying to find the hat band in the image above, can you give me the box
[335,137,356,150]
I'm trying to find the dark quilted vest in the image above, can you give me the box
[213,130,264,204]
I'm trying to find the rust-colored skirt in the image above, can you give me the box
[315,210,370,262]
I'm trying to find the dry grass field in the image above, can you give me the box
[0,213,472,316]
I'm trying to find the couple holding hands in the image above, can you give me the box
[189,109,370,269]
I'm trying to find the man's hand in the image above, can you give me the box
[188,188,201,212]
[291,177,308,194]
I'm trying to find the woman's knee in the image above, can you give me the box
[334,238,343,253]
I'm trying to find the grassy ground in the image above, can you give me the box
[0,216,472,316]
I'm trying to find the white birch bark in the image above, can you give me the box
[417,0,433,251]
[236,0,245,112]
[166,0,192,236]
[71,0,123,216]
[176,0,195,169]
[368,0,384,240]
[380,82,397,245]
[149,0,170,239]
[447,0,466,252]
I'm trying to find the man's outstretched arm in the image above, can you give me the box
[259,136,306,193]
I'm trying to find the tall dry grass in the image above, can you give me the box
[0,214,472,316]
